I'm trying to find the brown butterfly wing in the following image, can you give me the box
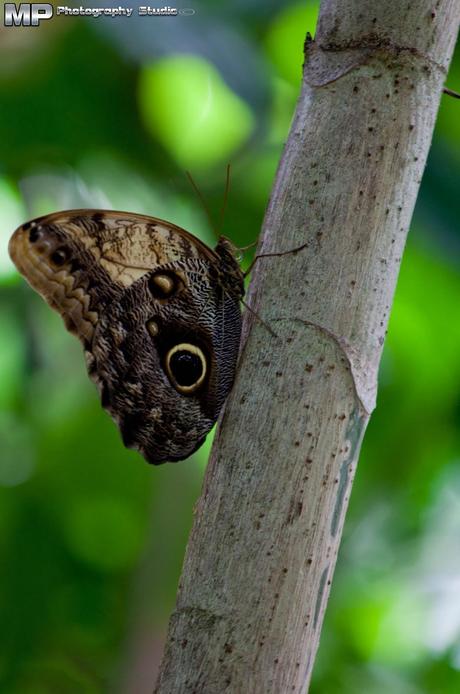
[9,210,243,464]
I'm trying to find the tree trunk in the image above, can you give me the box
[155,2,459,692]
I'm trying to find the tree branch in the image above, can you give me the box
[443,86,460,99]
[155,1,460,691]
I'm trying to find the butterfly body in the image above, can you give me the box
[9,210,244,464]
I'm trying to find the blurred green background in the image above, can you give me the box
[0,2,459,692]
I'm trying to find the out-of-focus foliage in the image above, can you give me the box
[265,2,320,85]
[139,55,255,168]
[0,2,459,692]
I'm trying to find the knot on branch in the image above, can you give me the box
[294,318,376,416]
[304,35,446,88]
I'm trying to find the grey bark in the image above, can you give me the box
[155,2,460,692]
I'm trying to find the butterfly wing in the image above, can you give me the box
[9,210,243,464]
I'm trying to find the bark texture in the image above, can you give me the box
[155,2,459,692]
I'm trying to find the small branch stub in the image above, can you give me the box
[443,86,460,98]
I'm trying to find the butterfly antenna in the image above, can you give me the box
[185,170,216,236]
[217,163,231,235]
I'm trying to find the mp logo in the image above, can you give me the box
[4,3,53,26]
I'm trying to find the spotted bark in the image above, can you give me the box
[155,2,460,692]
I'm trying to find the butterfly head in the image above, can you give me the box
[214,236,245,300]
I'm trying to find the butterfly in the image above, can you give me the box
[9,210,245,464]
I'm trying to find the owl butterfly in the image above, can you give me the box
[9,210,245,464]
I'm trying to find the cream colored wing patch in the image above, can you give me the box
[8,209,215,343]
[28,210,214,287]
